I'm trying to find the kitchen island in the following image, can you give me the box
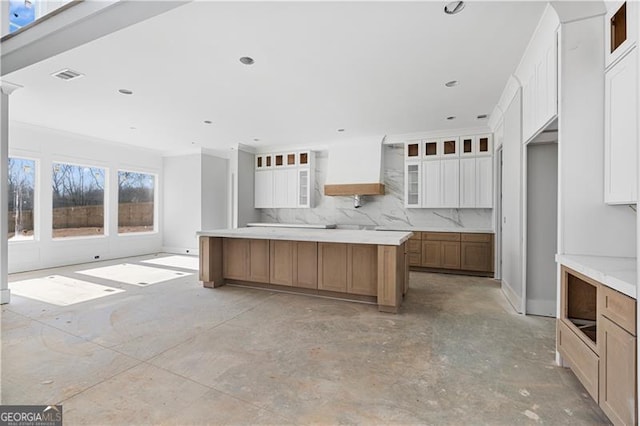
[197,227,412,313]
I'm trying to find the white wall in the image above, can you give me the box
[162,154,201,254]
[526,142,558,317]
[8,121,163,273]
[501,90,524,312]
[236,149,259,227]
[558,15,636,258]
[201,154,228,230]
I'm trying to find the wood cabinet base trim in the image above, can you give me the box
[225,280,377,304]
[410,266,494,277]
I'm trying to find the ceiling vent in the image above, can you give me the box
[51,69,84,81]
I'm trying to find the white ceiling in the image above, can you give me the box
[6,1,546,153]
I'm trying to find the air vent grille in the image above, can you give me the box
[51,69,84,81]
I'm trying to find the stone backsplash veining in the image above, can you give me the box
[259,144,494,230]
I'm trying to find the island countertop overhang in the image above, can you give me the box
[197,227,413,246]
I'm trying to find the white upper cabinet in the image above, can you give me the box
[606,1,637,69]
[604,47,638,204]
[475,156,493,208]
[404,162,421,208]
[522,34,558,142]
[405,133,493,209]
[255,151,314,208]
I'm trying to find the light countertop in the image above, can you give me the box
[375,226,494,234]
[246,223,336,229]
[557,254,636,299]
[198,227,413,246]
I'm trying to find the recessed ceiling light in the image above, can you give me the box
[476,114,488,120]
[253,138,260,142]
[444,1,465,15]
[337,128,345,132]
[445,80,459,88]
[118,89,133,95]
[446,116,456,120]
[239,56,255,65]
[129,126,137,130]
[204,120,212,124]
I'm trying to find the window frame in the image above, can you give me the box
[7,155,38,244]
[117,169,158,236]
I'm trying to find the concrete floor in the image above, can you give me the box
[1,254,610,425]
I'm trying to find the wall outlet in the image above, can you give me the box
[186,249,190,254]
[94,255,100,260]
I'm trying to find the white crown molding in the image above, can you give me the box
[385,126,492,144]
[0,80,23,95]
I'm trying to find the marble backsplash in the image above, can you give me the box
[260,144,494,230]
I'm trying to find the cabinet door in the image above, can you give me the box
[460,242,491,272]
[441,159,460,208]
[460,136,475,156]
[522,71,536,142]
[318,243,348,292]
[459,158,476,208]
[298,168,311,208]
[248,239,270,283]
[254,170,273,208]
[294,241,317,289]
[222,238,249,280]
[421,241,441,268]
[440,137,459,157]
[422,160,441,208]
[269,240,293,286]
[599,315,636,426]
[605,48,638,204]
[405,162,421,208]
[271,168,298,208]
[348,244,378,296]
[476,156,493,208]
[441,241,461,269]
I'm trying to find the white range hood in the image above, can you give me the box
[324,136,386,198]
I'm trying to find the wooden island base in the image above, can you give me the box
[199,236,409,313]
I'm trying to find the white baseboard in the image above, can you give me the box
[501,280,522,314]
[161,246,199,256]
[0,288,10,304]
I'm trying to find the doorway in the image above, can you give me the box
[525,128,558,317]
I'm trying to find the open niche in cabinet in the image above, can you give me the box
[562,271,598,344]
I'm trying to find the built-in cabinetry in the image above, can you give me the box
[521,32,558,142]
[557,266,637,426]
[255,151,314,208]
[408,231,493,276]
[405,134,493,209]
[604,1,638,205]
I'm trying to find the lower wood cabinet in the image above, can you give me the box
[599,315,636,426]
[269,240,318,288]
[270,240,294,286]
[222,238,270,283]
[559,266,637,426]
[318,242,377,296]
[417,232,492,274]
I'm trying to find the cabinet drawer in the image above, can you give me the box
[408,253,421,267]
[558,319,599,402]
[600,285,636,335]
[422,232,460,242]
[461,233,492,242]
[408,240,421,253]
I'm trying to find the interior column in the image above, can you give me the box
[0,81,22,304]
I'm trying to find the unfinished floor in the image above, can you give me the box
[1,254,609,425]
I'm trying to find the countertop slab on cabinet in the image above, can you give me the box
[375,226,494,234]
[556,254,636,299]
[198,227,413,246]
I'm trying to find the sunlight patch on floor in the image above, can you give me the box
[9,275,124,306]
[76,263,192,286]
[141,255,199,271]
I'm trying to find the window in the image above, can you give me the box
[52,163,105,238]
[8,157,35,241]
[118,171,155,234]
[8,0,36,33]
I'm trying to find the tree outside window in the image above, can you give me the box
[52,163,105,238]
[8,158,35,241]
[118,171,155,234]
